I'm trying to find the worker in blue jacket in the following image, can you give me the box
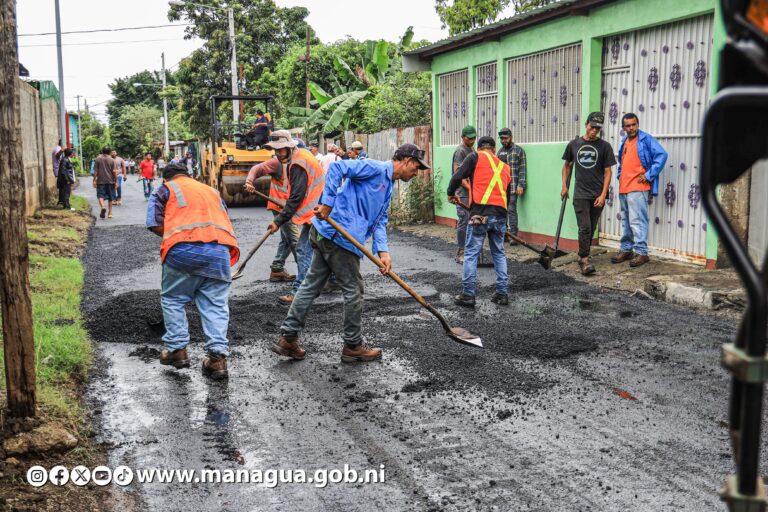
[611,113,668,267]
[270,144,428,364]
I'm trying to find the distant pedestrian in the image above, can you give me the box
[496,128,527,245]
[126,157,136,175]
[139,152,157,200]
[320,143,341,171]
[310,141,322,160]
[452,125,477,264]
[170,155,180,165]
[561,112,615,276]
[93,146,117,219]
[610,113,668,268]
[147,163,239,380]
[157,156,166,172]
[349,141,367,160]
[181,151,197,178]
[111,149,127,206]
[57,148,76,211]
[448,136,511,308]
[52,139,62,178]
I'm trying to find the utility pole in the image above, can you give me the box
[239,63,244,121]
[54,0,66,146]
[305,26,311,109]
[75,95,84,173]
[228,6,238,124]
[0,0,37,418]
[161,52,170,160]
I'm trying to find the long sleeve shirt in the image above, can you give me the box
[447,151,512,218]
[246,158,282,184]
[312,159,393,257]
[496,143,527,189]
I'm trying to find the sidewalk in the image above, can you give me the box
[397,223,746,315]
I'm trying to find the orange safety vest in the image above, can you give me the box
[288,148,326,225]
[267,162,289,213]
[160,177,240,266]
[471,151,511,209]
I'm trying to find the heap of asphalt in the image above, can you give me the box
[81,223,735,400]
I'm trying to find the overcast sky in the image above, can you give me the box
[17,1,517,124]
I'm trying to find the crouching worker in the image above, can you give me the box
[146,163,240,379]
[271,144,428,363]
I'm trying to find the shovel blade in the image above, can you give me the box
[538,255,552,270]
[231,272,243,281]
[447,327,483,348]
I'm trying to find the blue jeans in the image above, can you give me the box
[462,215,508,296]
[161,264,231,357]
[291,224,313,295]
[619,191,650,256]
[142,178,154,198]
[116,175,123,200]
[271,211,299,272]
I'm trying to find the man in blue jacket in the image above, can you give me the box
[611,113,668,267]
[271,144,427,363]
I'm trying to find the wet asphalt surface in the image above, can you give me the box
[78,179,762,511]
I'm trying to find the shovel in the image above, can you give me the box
[231,230,274,280]
[539,195,569,269]
[322,215,482,349]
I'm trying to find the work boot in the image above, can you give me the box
[629,254,650,268]
[271,334,306,360]
[610,251,635,264]
[202,353,228,380]
[159,347,190,369]
[277,294,294,306]
[341,343,382,363]
[454,293,476,308]
[455,248,464,264]
[578,259,596,276]
[270,270,295,282]
[491,292,509,306]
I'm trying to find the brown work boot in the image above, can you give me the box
[629,254,650,268]
[578,258,596,276]
[270,270,295,282]
[159,347,190,369]
[271,334,306,360]
[455,248,464,264]
[610,251,635,264]
[341,343,382,363]
[202,353,228,380]
[277,294,294,306]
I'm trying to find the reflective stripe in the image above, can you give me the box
[295,196,320,218]
[479,152,508,205]
[163,221,236,240]
[167,180,187,208]
[272,182,288,193]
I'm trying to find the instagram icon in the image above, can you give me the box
[26,466,48,488]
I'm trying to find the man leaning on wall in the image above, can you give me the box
[452,125,477,264]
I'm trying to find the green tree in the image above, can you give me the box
[358,71,432,133]
[109,104,163,158]
[435,0,551,35]
[81,136,105,167]
[106,70,170,126]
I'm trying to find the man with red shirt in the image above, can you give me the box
[139,152,157,200]
[611,113,668,267]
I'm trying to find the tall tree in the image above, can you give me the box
[106,70,168,126]
[435,0,551,35]
[110,104,164,158]
[0,0,36,417]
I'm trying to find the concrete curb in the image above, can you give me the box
[645,273,746,311]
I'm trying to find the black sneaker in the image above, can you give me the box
[454,293,476,308]
[100,207,106,219]
[491,293,509,306]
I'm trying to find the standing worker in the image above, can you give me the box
[452,126,477,264]
[561,112,616,275]
[448,136,511,308]
[496,128,527,245]
[146,163,240,379]
[93,146,117,219]
[271,144,428,363]
[244,157,299,283]
[263,130,326,306]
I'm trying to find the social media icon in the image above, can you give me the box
[49,465,69,486]
[113,466,134,486]
[26,465,48,487]
[71,466,91,486]
[91,466,112,486]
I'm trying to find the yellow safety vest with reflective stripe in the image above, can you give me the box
[471,150,511,209]
[160,176,240,266]
[289,148,326,225]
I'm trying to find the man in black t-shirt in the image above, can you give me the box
[561,112,616,275]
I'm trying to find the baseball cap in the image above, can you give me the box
[350,141,364,150]
[461,125,477,138]
[264,130,298,150]
[587,111,605,128]
[498,128,512,137]
[310,141,319,148]
[394,143,430,170]
[477,136,496,148]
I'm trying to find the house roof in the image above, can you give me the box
[405,0,616,62]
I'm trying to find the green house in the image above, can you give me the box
[404,0,734,268]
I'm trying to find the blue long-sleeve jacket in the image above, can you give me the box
[617,130,668,196]
[312,159,393,258]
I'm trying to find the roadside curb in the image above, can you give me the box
[644,272,746,312]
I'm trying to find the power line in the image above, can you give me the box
[18,23,193,37]
[20,37,192,48]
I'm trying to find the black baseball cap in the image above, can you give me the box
[394,143,430,169]
[310,141,319,147]
[477,136,496,148]
[587,111,605,128]
[498,128,512,137]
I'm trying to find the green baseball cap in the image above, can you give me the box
[461,125,477,138]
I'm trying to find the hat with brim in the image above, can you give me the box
[350,141,364,150]
[394,143,430,170]
[265,129,297,150]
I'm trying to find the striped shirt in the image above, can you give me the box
[146,184,232,282]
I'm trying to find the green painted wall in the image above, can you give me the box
[428,0,724,262]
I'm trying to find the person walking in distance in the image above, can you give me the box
[271,144,428,363]
[93,146,117,219]
[610,113,668,268]
[561,112,616,275]
[452,126,476,264]
[139,152,157,200]
[111,149,127,206]
[57,148,76,211]
[147,163,239,379]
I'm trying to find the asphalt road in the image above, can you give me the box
[78,178,755,511]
